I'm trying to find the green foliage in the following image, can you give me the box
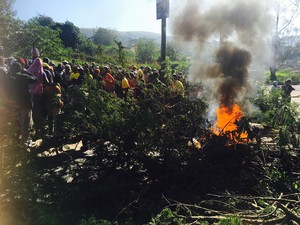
[0,0,19,54]
[92,27,119,46]
[114,40,127,66]
[170,58,190,74]
[2,4,190,67]
[0,17,21,55]
[79,37,98,56]
[251,86,300,148]
[28,16,98,57]
[255,163,299,195]
[30,14,56,27]
[148,208,185,225]
[166,42,181,61]
[0,0,16,17]
[269,168,295,193]
[273,104,300,148]
[217,216,242,225]
[251,87,286,125]
[52,82,208,223]
[267,69,300,85]
[56,21,82,49]
[9,21,67,60]
[273,104,299,128]
[136,38,159,63]
[64,81,207,147]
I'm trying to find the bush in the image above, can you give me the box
[217,216,242,225]
[148,208,186,225]
[250,86,285,124]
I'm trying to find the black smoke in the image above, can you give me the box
[171,0,272,109]
[211,43,252,107]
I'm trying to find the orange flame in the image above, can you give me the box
[213,103,248,142]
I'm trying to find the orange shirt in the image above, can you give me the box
[103,73,115,91]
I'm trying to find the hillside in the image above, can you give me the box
[79,28,219,58]
[118,31,162,47]
[80,28,162,47]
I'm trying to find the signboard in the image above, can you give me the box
[156,0,169,20]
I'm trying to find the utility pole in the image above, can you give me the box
[156,0,169,73]
[161,16,167,71]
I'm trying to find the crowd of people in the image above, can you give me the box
[0,48,186,145]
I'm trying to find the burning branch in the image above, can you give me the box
[212,103,248,144]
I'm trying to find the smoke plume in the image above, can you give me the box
[171,0,273,109]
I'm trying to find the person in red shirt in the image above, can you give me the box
[102,66,115,93]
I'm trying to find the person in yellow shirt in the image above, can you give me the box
[171,74,185,97]
[121,72,130,99]
[137,67,145,84]
[69,66,80,82]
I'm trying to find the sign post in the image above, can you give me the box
[156,0,169,73]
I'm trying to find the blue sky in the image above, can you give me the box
[13,0,167,33]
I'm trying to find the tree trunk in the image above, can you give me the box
[270,67,277,81]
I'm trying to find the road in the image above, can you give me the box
[291,85,300,105]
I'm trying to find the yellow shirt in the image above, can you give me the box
[69,72,80,80]
[173,80,184,96]
[137,69,145,81]
[86,74,93,82]
[122,77,130,89]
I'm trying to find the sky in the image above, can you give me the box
[13,0,167,33]
[13,0,300,36]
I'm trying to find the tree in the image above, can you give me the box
[55,21,82,49]
[270,0,300,81]
[114,40,126,66]
[0,0,15,17]
[0,0,18,52]
[92,27,119,46]
[30,14,56,27]
[9,21,66,60]
[136,38,159,63]
[79,37,97,56]
[31,16,93,55]
[166,42,181,61]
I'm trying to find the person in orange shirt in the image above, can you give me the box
[102,66,115,93]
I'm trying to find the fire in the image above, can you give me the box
[213,103,248,142]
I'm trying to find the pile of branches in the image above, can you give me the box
[2,84,300,224]
[160,193,300,225]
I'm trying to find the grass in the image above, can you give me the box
[266,69,300,85]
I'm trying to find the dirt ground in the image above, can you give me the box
[291,85,300,106]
